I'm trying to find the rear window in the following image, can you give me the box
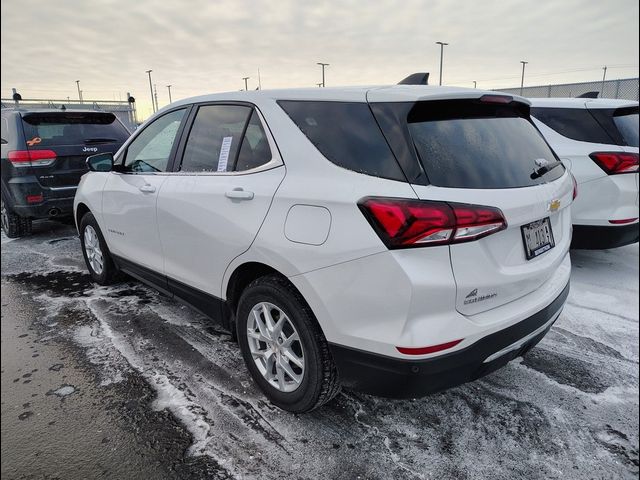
[406,101,564,189]
[531,107,614,144]
[613,107,639,148]
[278,101,405,181]
[21,112,130,147]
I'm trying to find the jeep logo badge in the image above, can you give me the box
[83,146,98,153]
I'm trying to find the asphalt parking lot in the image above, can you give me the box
[1,221,638,480]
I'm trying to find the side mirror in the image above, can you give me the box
[86,152,114,172]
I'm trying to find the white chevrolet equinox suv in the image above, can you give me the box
[74,86,574,412]
[530,98,639,249]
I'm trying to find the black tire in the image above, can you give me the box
[79,212,123,285]
[1,194,32,238]
[237,274,341,413]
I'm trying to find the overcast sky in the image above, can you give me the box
[2,0,638,119]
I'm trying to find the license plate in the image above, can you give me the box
[521,217,555,260]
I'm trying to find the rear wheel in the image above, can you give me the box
[237,275,340,413]
[79,212,122,285]
[1,195,32,238]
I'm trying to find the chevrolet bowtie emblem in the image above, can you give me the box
[548,199,561,212]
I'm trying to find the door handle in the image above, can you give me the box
[139,184,156,193]
[225,188,254,200]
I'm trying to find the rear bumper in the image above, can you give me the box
[571,223,639,249]
[329,281,570,399]
[5,177,75,218]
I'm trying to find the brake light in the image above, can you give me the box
[396,339,463,355]
[589,152,638,175]
[358,197,507,249]
[571,173,578,200]
[480,94,513,104]
[8,150,57,167]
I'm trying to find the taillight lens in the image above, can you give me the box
[589,152,639,175]
[8,150,57,167]
[358,197,507,249]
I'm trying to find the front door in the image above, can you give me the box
[101,108,188,273]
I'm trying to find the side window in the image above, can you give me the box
[180,105,251,172]
[278,101,405,181]
[235,110,273,171]
[123,109,186,172]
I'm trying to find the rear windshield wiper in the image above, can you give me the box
[84,137,119,144]
[530,160,563,179]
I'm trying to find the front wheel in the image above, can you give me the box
[237,275,340,413]
[79,212,122,285]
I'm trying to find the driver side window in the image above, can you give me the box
[123,109,186,172]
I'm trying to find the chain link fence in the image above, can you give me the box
[497,77,639,101]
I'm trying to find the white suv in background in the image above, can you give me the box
[531,98,639,249]
[74,86,573,412]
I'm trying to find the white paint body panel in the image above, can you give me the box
[530,98,639,227]
[75,85,573,361]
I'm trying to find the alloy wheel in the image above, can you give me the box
[246,302,305,392]
[83,225,104,275]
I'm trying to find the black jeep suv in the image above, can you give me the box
[1,109,130,237]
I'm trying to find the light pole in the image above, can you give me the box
[153,84,159,112]
[146,70,155,113]
[473,81,477,88]
[601,66,607,97]
[75,80,83,103]
[242,77,250,91]
[166,85,172,104]
[435,42,448,86]
[520,61,528,95]
[317,62,329,87]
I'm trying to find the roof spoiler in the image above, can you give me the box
[398,72,430,85]
[577,91,599,99]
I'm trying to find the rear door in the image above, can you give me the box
[372,98,573,316]
[20,111,129,193]
[157,103,285,298]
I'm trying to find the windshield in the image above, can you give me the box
[21,112,130,147]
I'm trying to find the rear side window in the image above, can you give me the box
[531,107,614,144]
[235,110,272,171]
[180,105,252,172]
[406,101,564,189]
[278,101,405,181]
[613,108,639,148]
[21,112,130,147]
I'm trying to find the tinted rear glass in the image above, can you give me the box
[278,101,405,181]
[21,112,130,147]
[531,107,614,144]
[613,108,639,148]
[407,101,564,189]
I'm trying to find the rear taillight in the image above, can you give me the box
[8,150,57,167]
[571,173,578,200]
[589,152,639,175]
[358,197,507,249]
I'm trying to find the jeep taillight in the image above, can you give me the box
[358,197,507,249]
[589,152,639,175]
[8,150,57,167]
